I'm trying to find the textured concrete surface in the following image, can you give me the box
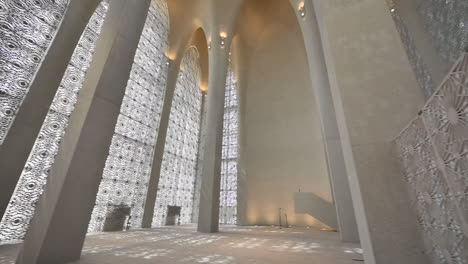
[0,225,363,264]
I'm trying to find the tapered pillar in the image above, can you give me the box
[0,0,102,219]
[197,38,231,233]
[310,0,428,263]
[292,0,359,243]
[192,91,208,223]
[141,59,181,228]
[15,1,150,263]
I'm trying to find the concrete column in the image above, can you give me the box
[0,0,101,219]
[192,91,208,223]
[235,53,248,226]
[197,39,231,233]
[312,0,428,263]
[290,0,359,243]
[15,0,150,263]
[141,59,181,228]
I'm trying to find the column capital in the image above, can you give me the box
[167,57,182,71]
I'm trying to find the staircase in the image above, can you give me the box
[294,192,338,230]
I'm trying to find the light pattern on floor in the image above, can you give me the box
[0,226,362,264]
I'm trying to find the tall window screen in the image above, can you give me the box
[88,0,169,232]
[0,0,70,143]
[0,0,109,243]
[152,47,202,227]
[396,53,468,264]
[219,65,238,225]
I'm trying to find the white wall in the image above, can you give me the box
[238,0,333,227]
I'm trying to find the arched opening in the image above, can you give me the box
[152,46,203,227]
[0,0,110,243]
[188,28,209,92]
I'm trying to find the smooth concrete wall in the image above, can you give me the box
[313,0,428,263]
[287,0,359,242]
[239,0,333,227]
[294,192,338,229]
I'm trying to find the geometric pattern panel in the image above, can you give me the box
[0,0,70,144]
[152,47,202,227]
[88,0,170,232]
[219,65,238,225]
[395,52,468,264]
[0,0,109,243]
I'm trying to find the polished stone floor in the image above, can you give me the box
[0,225,363,264]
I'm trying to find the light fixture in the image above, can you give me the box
[220,33,227,48]
[390,8,395,12]
[298,2,306,18]
[208,41,211,50]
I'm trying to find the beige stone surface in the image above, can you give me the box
[237,0,334,228]
[313,0,427,263]
[0,226,362,264]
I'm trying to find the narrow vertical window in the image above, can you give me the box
[88,0,170,232]
[219,64,238,225]
[152,47,202,226]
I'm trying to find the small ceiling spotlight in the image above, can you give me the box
[390,8,395,12]
[220,32,227,48]
[298,2,306,18]
[208,41,211,50]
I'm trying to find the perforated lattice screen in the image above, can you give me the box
[0,0,70,144]
[88,0,170,232]
[219,66,238,225]
[0,0,109,243]
[152,47,202,227]
[396,53,468,264]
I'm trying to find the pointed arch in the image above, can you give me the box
[152,46,203,226]
[188,27,210,92]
